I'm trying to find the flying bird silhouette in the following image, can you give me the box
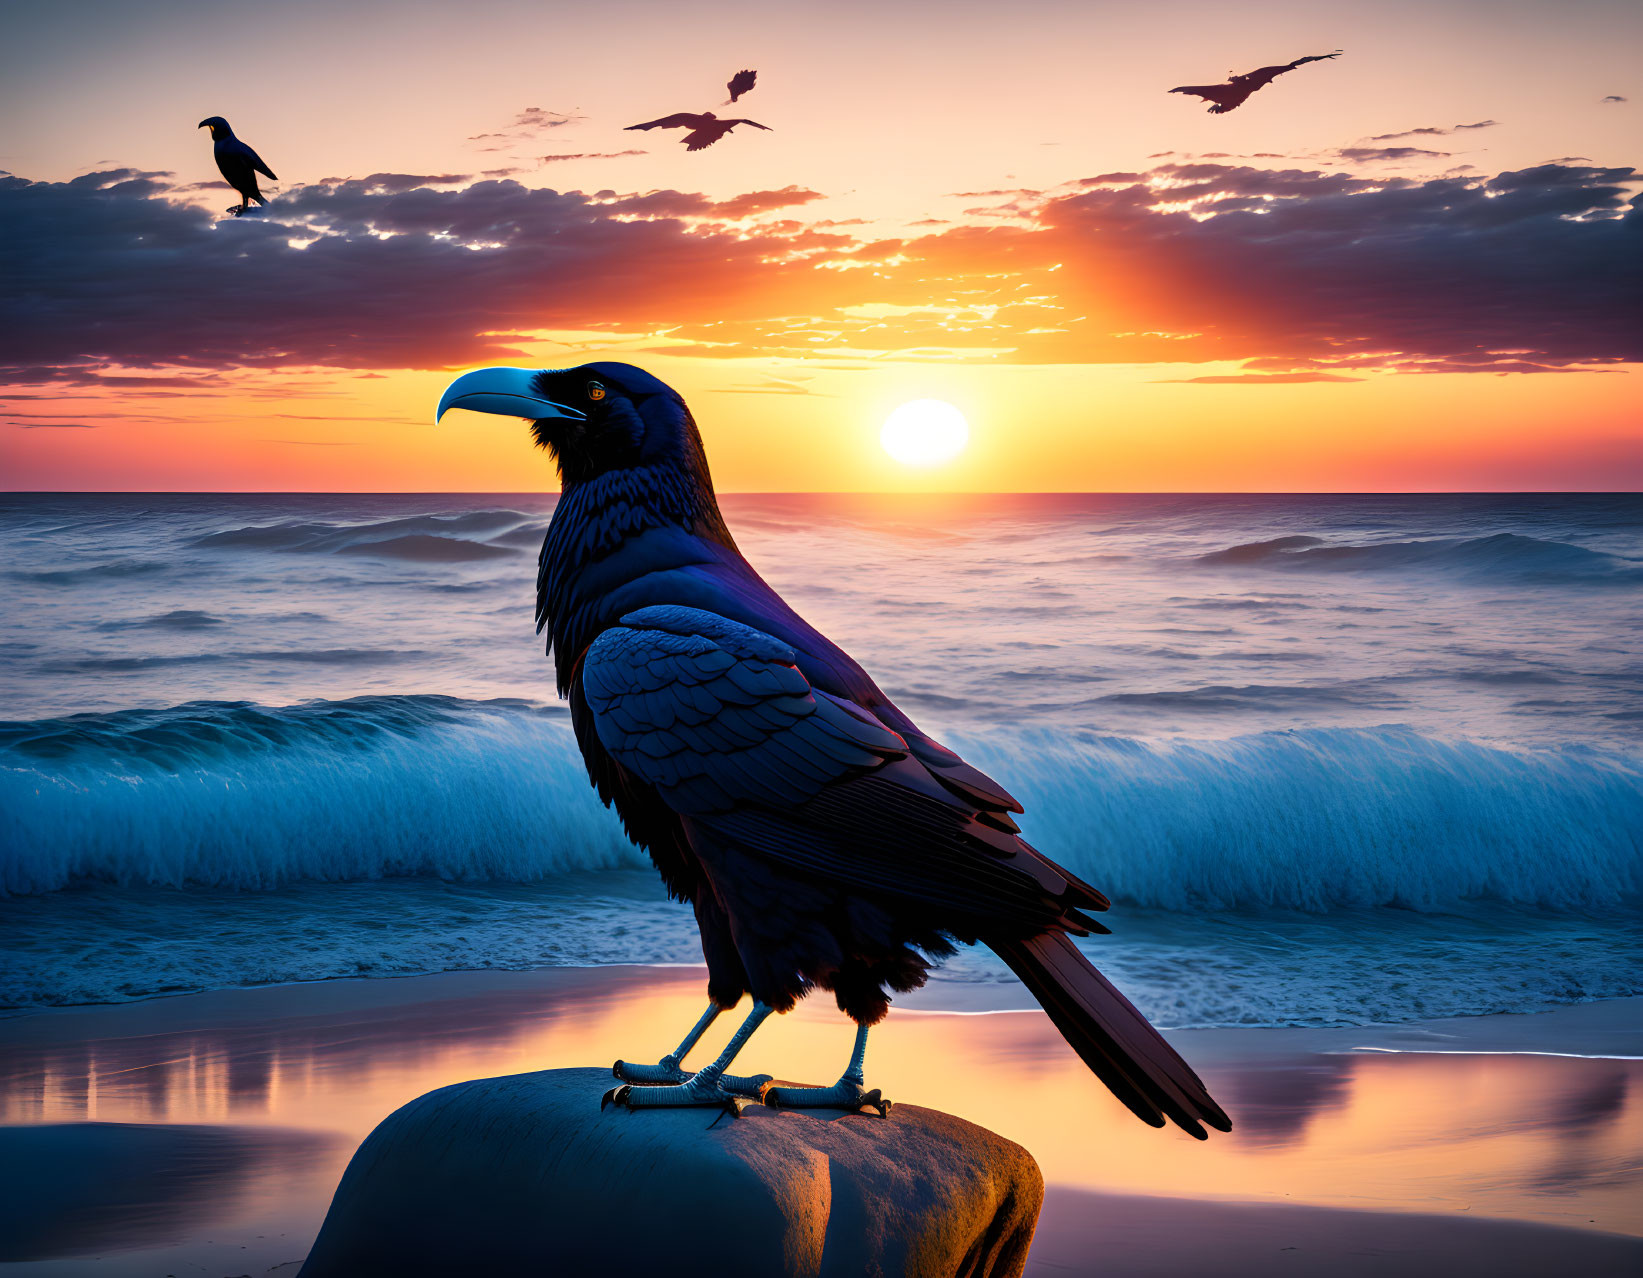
[436,362,1233,1138]
[625,111,771,152]
[1171,51,1342,114]
[725,69,757,104]
[197,116,277,215]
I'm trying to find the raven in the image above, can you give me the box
[726,69,757,104]
[197,116,277,215]
[436,363,1231,1138]
[1171,51,1342,114]
[625,111,771,152]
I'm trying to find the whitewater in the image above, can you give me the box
[3,493,1640,1024]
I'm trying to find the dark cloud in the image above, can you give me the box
[0,172,856,378]
[988,161,1640,372]
[2,162,1636,383]
[1335,146,1453,162]
[1600,95,1626,103]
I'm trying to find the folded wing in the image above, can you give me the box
[581,605,1105,934]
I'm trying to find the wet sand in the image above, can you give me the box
[1,967,1639,1276]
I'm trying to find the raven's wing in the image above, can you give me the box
[683,128,723,152]
[580,605,1105,932]
[220,137,275,181]
[728,118,771,130]
[626,113,702,131]
[1242,52,1340,89]
[247,148,277,182]
[1169,83,1227,100]
[726,69,756,103]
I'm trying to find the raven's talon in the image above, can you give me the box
[612,1057,689,1085]
[760,1079,892,1115]
[601,1084,631,1111]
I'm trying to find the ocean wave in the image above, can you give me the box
[1,696,637,896]
[10,560,171,586]
[1198,532,1642,584]
[95,609,226,631]
[193,510,534,559]
[966,727,1642,912]
[333,534,518,562]
[3,697,1639,912]
[38,648,427,673]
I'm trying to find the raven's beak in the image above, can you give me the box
[435,368,586,425]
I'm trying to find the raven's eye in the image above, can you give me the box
[587,381,606,401]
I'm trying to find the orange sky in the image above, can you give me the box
[2,0,1638,491]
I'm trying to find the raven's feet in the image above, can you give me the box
[612,1056,771,1096]
[602,1068,764,1117]
[761,1078,892,1117]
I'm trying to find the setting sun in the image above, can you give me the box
[880,399,970,467]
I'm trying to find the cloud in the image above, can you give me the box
[1365,120,1498,141]
[14,421,100,428]
[1333,146,1453,162]
[537,151,645,164]
[0,172,859,378]
[2,162,1636,385]
[709,186,827,219]
[1161,372,1366,384]
[467,108,587,152]
[514,108,582,131]
[1601,95,1627,103]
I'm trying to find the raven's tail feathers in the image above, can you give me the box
[992,931,1232,1139]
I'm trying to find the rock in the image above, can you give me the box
[299,1067,1042,1278]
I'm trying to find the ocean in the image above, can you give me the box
[3,492,1640,1027]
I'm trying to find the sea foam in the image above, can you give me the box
[4,696,1638,911]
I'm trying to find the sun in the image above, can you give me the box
[880,400,970,466]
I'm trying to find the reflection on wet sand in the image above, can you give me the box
[0,1122,335,1263]
[0,967,1639,1273]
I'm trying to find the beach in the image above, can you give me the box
[3,491,1639,1273]
[1,967,1639,1275]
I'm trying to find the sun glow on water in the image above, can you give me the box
[879,400,970,466]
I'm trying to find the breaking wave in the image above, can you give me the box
[1198,532,1642,584]
[192,510,540,561]
[3,696,1638,912]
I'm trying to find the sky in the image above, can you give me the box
[1,0,1639,492]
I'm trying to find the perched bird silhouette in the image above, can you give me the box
[725,69,757,104]
[436,362,1232,1138]
[625,111,771,152]
[197,116,277,215]
[1171,51,1342,114]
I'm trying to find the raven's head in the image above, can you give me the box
[198,116,232,141]
[436,362,710,489]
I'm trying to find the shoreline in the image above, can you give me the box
[5,960,1641,1057]
[1,965,1640,1274]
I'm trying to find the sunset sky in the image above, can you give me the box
[2,0,1638,491]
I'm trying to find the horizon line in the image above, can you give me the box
[4,489,1642,498]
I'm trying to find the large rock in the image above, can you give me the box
[300,1067,1042,1278]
